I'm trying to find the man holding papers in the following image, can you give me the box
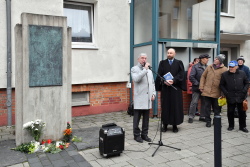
[155,48,185,133]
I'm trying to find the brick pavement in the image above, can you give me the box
[1,106,250,167]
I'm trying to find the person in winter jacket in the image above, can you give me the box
[237,56,250,82]
[188,54,210,123]
[220,60,249,133]
[199,54,227,127]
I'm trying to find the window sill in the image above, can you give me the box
[72,102,90,107]
[72,43,99,50]
[220,13,235,18]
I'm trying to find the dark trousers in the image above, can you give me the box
[227,102,246,128]
[204,96,221,122]
[133,109,150,137]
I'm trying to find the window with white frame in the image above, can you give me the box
[72,92,90,106]
[63,2,94,45]
[221,0,229,13]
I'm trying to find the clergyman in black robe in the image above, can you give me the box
[155,48,185,133]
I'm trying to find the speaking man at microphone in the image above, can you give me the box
[131,53,156,143]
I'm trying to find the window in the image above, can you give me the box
[158,0,216,41]
[220,0,235,17]
[64,2,95,48]
[221,0,228,13]
[72,92,90,106]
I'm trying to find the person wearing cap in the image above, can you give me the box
[220,60,249,133]
[188,54,210,123]
[199,54,227,127]
[237,56,250,81]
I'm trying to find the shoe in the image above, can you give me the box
[206,122,211,127]
[199,117,206,122]
[141,135,152,142]
[173,125,178,133]
[195,112,200,116]
[188,118,193,123]
[152,115,158,119]
[239,127,249,133]
[162,124,168,132]
[227,127,234,131]
[134,136,143,143]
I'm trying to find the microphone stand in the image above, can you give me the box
[148,66,181,157]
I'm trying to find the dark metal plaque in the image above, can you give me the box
[29,25,63,87]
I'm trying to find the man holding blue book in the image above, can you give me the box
[155,48,185,133]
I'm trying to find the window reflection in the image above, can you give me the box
[159,0,216,41]
[64,3,93,43]
[134,0,152,45]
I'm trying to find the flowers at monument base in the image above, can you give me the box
[63,122,73,142]
[12,121,82,154]
[12,140,71,154]
[11,141,40,154]
[23,119,46,142]
[71,135,83,142]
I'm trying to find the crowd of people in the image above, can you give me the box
[131,49,249,143]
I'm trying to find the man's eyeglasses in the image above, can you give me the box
[229,66,235,68]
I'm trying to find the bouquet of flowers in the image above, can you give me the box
[23,119,46,142]
[12,141,40,154]
[62,122,72,142]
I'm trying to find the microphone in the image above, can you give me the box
[143,62,152,69]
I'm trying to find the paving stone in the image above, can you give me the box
[68,161,80,167]
[67,149,79,156]
[28,157,40,164]
[60,149,70,157]
[71,154,86,162]
[127,158,152,167]
[95,158,115,166]
[47,153,62,161]
[51,159,68,167]
[29,161,43,167]
[41,159,52,166]
[77,161,92,167]
[62,155,74,161]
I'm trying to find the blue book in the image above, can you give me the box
[163,72,174,80]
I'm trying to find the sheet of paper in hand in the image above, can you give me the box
[163,72,174,80]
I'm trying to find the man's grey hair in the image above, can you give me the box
[138,53,147,58]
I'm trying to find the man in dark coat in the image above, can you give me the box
[220,60,249,133]
[188,54,210,123]
[237,56,250,81]
[155,48,184,133]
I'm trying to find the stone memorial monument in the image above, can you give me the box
[15,13,72,145]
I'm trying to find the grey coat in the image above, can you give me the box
[131,63,156,109]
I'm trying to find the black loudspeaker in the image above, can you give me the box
[99,123,125,157]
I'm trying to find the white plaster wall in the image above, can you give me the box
[0,0,63,88]
[0,1,7,88]
[220,0,250,34]
[71,0,130,84]
[220,0,250,67]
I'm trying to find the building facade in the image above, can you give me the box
[0,0,130,126]
[1,0,250,126]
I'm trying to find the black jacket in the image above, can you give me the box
[220,69,249,104]
[189,62,207,92]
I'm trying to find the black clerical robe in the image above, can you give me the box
[155,59,184,125]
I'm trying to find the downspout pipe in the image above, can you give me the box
[6,0,12,126]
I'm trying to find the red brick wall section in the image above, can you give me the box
[72,82,130,116]
[0,89,15,126]
[0,83,193,126]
